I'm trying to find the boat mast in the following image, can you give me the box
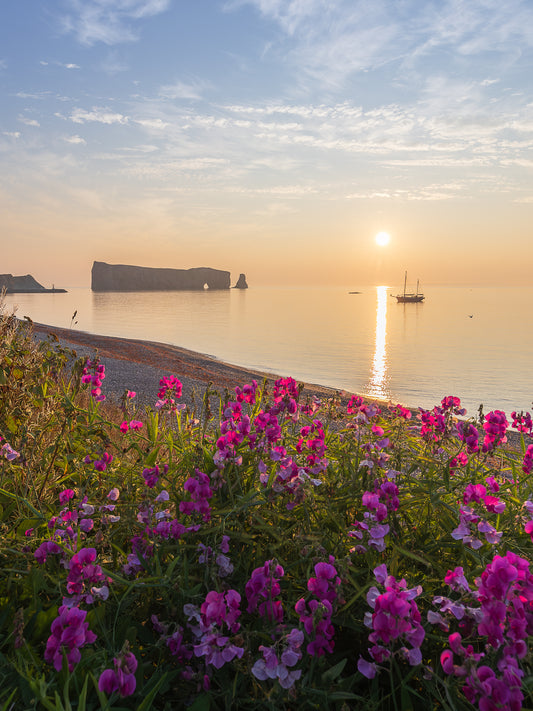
[403,271,407,297]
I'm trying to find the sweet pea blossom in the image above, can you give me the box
[98,646,138,697]
[252,628,304,689]
[45,605,97,672]
[1,441,20,460]
[295,557,341,657]
[434,551,533,711]
[511,410,532,434]
[358,564,424,678]
[81,358,106,401]
[481,410,508,452]
[59,489,75,505]
[246,560,284,622]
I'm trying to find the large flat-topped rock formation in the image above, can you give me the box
[0,274,66,293]
[91,261,232,291]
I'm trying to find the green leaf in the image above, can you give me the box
[76,675,89,711]
[1,689,18,711]
[144,447,161,467]
[392,543,432,568]
[187,693,210,711]
[400,685,414,711]
[321,658,347,683]
[136,673,168,711]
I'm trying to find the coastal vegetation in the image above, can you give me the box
[0,307,532,710]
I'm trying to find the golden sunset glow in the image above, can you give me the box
[375,232,391,247]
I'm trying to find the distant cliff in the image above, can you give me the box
[91,261,233,291]
[0,274,66,293]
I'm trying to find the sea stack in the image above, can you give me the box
[233,273,248,289]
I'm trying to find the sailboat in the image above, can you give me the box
[395,271,425,303]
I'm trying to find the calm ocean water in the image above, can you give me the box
[5,285,532,417]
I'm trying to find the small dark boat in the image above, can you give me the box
[395,271,424,303]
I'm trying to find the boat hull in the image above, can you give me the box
[395,294,424,303]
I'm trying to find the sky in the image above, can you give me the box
[2,0,533,288]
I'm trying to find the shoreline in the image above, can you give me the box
[29,321,348,408]
[20,321,532,449]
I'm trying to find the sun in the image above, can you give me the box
[375,231,391,247]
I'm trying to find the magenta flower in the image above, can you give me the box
[358,565,424,678]
[59,489,75,505]
[307,562,340,603]
[34,540,62,564]
[522,444,533,474]
[437,551,532,711]
[179,468,213,521]
[45,605,97,672]
[511,410,532,434]
[441,396,466,414]
[245,560,285,622]
[235,380,258,403]
[525,520,533,541]
[482,410,508,452]
[142,464,168,488]
[98,648,138,697]
[82,358,106,401]
[158,375,182,399]
[94,452,113,472]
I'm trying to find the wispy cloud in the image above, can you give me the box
[64,135,87,145]
[41,60,81,69]
[18,117,40,127]
[59,0,172,46]
[135,118,171,130]
[158,80,211,101]
[228,0,533,91]
[69,107,129,124]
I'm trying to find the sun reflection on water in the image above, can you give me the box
[367,285,390,400]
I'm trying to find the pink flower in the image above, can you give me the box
[1,442,20,460]
[511,410,532,434]
[45,606,97,672]
[522,444,533,474]
[482,410,508,452]
[246,560,285,622]
[59,489,75,505]
[525,520,533,541]
[94,452,113,472]
[98,648,137,697]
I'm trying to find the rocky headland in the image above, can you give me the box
[0,274,66,293]
[91,261,248,291]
